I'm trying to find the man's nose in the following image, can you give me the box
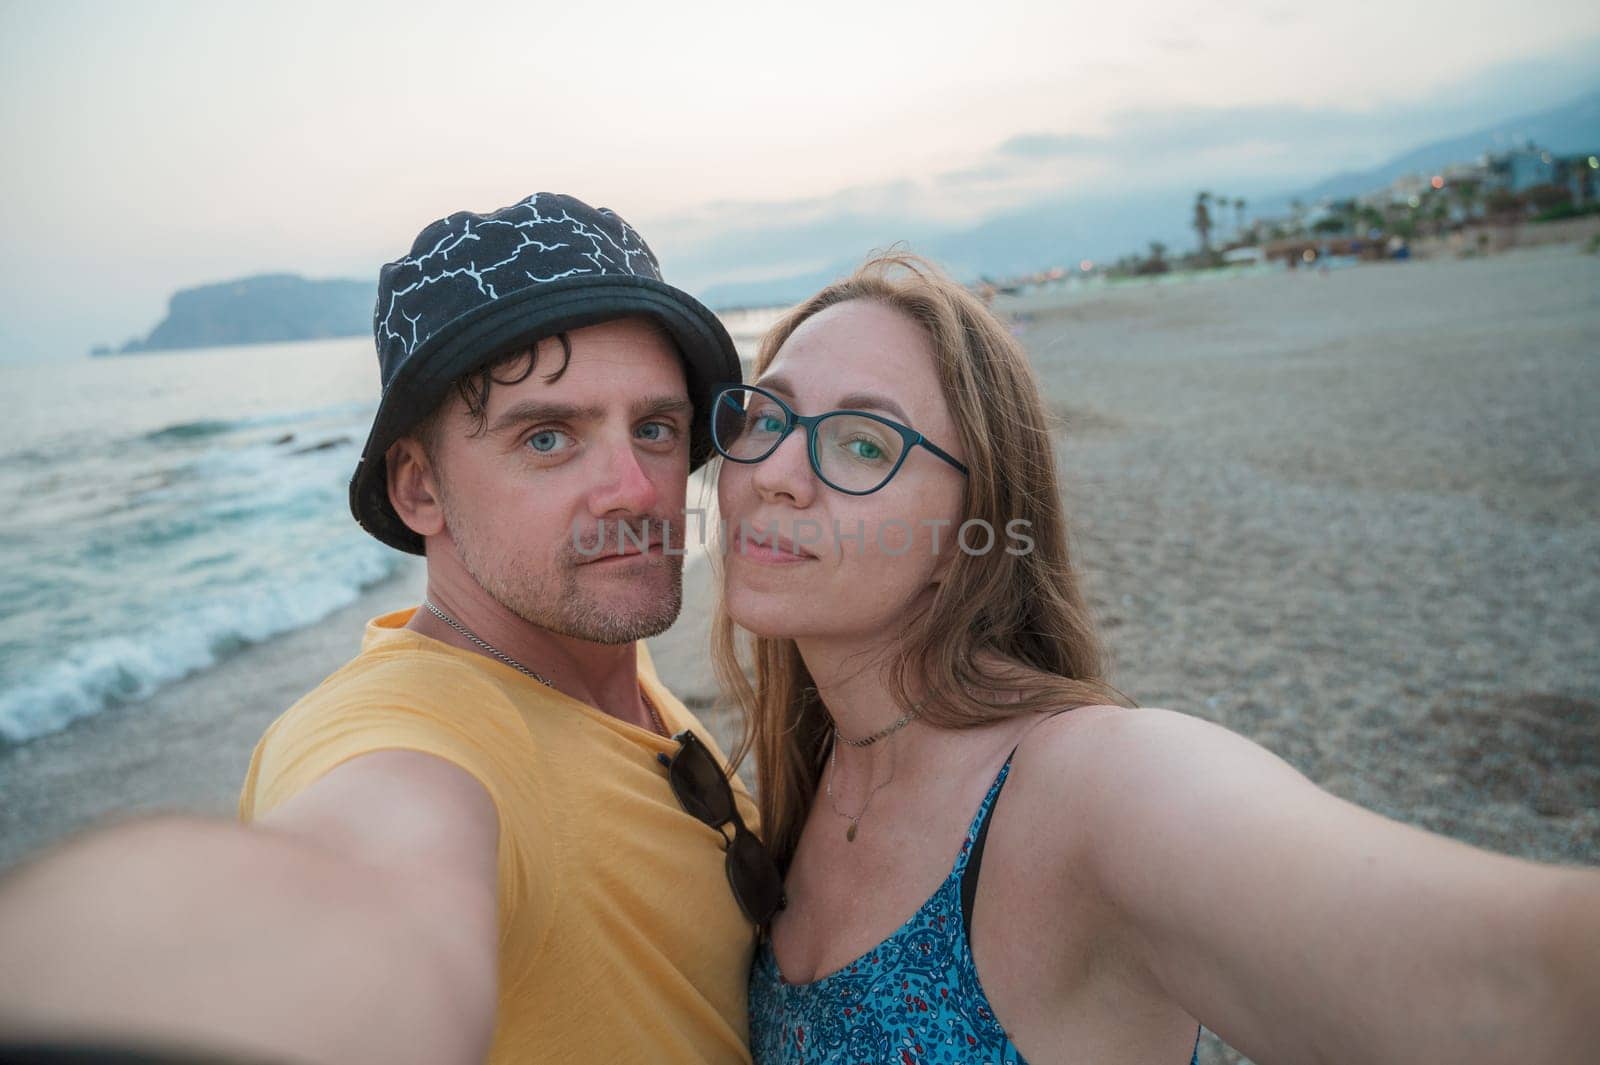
[588,437,660,517]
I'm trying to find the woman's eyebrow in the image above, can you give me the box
[753,376,912,423]
[753,374,795,398]
[835,391,910,423]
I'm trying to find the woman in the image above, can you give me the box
[709,253,1598,1064]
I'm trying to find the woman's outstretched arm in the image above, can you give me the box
[1024,707,1599,1065]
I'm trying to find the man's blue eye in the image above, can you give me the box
[528,430,567,453]
[637,421,674,442]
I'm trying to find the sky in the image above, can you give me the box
[2,0,1598,360]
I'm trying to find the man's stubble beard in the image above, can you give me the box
[440,488,684,645]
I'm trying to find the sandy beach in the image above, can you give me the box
[2,243,1596,1063]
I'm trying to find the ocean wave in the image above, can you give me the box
[0,541,400,746]
[139,401,374,445]
[143,418,238,442]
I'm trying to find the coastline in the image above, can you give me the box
[0,560,422,868]
[0,549,737,873]
[3,243,1596,878]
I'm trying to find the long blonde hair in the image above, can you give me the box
[712,252,1129,871]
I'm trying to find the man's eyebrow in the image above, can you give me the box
[489,395,692,434]
[632,395,693,420]
[754,375,912,424]
[489,399,605,434]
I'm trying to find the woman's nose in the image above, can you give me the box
[750,426,816,506]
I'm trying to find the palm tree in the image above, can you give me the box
[1234,198,1247,238]
[1327,198,1358,235]
[1193,192,1213,254]
[1357,204,1385,237]
[1139,241,1170,276]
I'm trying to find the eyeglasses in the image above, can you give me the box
[711,384,969,496]
[656,729,785,925]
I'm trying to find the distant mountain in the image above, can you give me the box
[95,274,374,355]
[696,188,1196,310]
[698,269,848,311]
[1281,89,1600,207]
[694,87,1600,309]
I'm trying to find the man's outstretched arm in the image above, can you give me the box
[0,751,500,1065]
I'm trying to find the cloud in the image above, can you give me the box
[995,132,1106,159]
[654,44,1600,304]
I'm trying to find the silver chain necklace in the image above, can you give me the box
[420,600,664,735]
[423,599,555,686]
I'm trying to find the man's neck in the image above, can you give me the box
[408,579,653,732]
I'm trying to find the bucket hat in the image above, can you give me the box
[351,192,741,554]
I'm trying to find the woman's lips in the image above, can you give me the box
[733,528,816,565]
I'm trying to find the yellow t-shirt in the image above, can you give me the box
[238,608,758,1064]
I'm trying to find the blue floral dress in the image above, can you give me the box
[749,758,1202,1065]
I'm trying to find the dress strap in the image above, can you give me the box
[959,707,1077,941]
[960,749,1016,940]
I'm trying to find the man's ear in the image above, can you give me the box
[387,436,447,540]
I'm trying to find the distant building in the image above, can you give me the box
[1484,146,1558,193]
[1561,154,1599,206]
[1380,172,1434,206]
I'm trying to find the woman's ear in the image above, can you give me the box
[387,437,447,540]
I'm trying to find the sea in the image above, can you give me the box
[0,314,784,748]
[0,339,397,745]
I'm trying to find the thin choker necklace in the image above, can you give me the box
[834,708,916,748]
[420,600,664,735]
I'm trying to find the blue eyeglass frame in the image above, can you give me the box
[710,384,969,496]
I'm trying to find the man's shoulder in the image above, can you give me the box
[303,639,513,711]
[255,641,527,761]
[241,642,534,822]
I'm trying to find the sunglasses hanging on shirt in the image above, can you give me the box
[657,729,785,925]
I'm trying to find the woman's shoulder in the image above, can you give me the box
[1016,701,1255,765]
[1005,703,1304,828]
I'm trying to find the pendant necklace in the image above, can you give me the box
[824,709,915,841]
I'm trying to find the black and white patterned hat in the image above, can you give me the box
[351,192,741,554]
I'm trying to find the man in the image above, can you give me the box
[0,194,776,1065]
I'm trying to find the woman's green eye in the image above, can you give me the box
[848,439,885,461]
[755,414,785,434]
